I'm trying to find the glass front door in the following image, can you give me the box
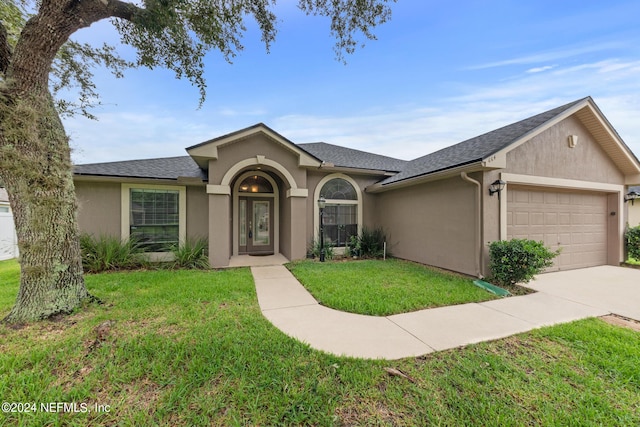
[239,197,274,255]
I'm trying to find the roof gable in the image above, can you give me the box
[186,123,322,169]
[378,97,640,187]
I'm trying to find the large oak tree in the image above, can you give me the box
[0,0,395,322]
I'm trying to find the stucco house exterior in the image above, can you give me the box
[74,97,640,277]
[628,186,640,227]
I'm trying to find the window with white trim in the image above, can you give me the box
[121,184,186,253]
[129,188,180,251]
[320,178,358,247]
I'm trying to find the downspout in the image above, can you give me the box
[460,172,483,279]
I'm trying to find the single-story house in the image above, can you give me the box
[74,96,640,276]
[0,188,19,261]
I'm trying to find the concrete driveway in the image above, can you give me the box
[527,265,640,321]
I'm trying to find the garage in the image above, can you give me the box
[506,186,608,271]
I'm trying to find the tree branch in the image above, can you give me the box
[59,0,144,33]
[106,0,143,22]
[0,22,12,75]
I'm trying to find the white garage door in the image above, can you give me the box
[507,186,608,271]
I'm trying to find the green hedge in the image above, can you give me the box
[626,225,640,260]
[489,239,559,287]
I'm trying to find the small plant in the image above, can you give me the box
[347,235,360,257]
[80,233,146,273]
[307,236,335,260]
[625,225,640,261]
[350,226,388,258]
[169,237,209,269]
[488,239,559,287]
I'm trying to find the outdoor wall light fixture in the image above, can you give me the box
[317,198,326,262]
[625,191,639,206]
[568,134,578,148]
[489,179,506,197]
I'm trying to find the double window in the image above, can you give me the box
[122,184,186,252]
[319,177,360,247]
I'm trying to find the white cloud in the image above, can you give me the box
[527,65,556,73]
[67,54,640,165]
[467,41,622,70]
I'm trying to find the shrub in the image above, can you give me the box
[169,237,209,269]
[626,225,640,261]
[307,236,335,260]
[348,226,389,258]
[80,234,146,273]
[488,239,559,287]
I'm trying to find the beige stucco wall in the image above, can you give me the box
[186,186,208,239]
[76,180,208,242]
[482,115,627,273]
[375,176,478,276]
[208,135,307,189]
[75,181,121,237]
[306,171,382,247]
[503,115,625,184]
[629,204,640,227]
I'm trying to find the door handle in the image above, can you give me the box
[248,221,252,239]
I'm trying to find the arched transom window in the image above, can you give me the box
[319,177,359,247]
[238,175,273,193]
[320,178,357,200]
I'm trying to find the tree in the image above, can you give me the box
[0,0,396,322]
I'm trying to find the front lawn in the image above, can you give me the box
[287,258,498,316]
[1,259,639,426]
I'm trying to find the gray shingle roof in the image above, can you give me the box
[74,156,207,181]
[381,98,589,185]
[298,142,407,172]
[74,98,604,185]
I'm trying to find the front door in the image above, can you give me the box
[239,197,274,255]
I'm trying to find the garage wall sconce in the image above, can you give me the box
[625,191,639,206]
[489,180,506,198]
[568,134,578,148]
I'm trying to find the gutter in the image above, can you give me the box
[366,161,485,193]
[460,172,483,279]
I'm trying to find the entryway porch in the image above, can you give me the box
[228,253,289,268]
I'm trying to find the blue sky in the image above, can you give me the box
[65,0,640,164]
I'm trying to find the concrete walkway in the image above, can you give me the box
[251,265,639,360]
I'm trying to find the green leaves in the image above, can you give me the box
[488,239,560,287]
[51,42,133,119]
[625,225,640,260]
[299,0,395,62]
[2,0,395,113]
[113,0,278,105]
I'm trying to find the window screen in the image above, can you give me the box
[130,188,179,251]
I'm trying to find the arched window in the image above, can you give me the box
[320,178,357,200]
[319,177,359,247]
[238,175,273,193]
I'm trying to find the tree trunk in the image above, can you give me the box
[0,0,139,323]
[0,93,91,323]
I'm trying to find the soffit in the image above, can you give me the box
[573,105,640,176]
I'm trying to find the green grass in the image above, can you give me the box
[1,258,639,426]
[287,258,499,316]
[626,257,640,265]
